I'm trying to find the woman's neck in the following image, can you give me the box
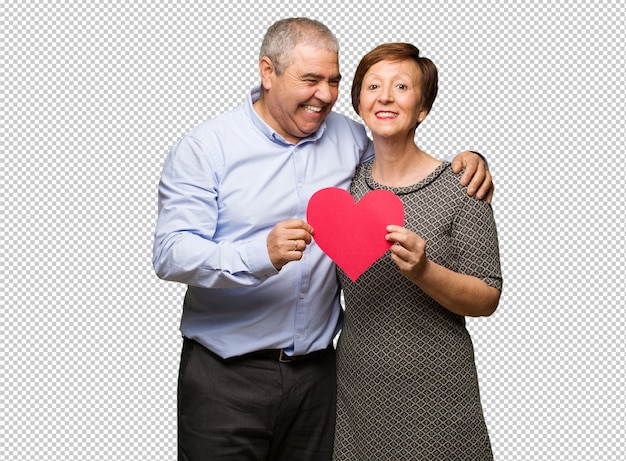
[371,139,441,187]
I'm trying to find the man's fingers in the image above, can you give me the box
[280,218,314,235]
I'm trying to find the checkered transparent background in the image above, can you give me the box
[1,0,624,459]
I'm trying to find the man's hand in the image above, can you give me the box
[267,219,314,270]
[451,151,494,203]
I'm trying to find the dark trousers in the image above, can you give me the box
[178,338,337,461]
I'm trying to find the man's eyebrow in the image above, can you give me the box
[301,72,343,82]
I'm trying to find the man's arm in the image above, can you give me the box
[152,137,278,288]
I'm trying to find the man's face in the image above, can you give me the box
[259,43,341,144]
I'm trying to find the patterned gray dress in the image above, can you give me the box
[333,161,502,460]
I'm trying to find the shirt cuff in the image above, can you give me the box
[245,237,280,279]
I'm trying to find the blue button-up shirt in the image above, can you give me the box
[153,87,374,358]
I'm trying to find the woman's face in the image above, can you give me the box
[358,59,429,140]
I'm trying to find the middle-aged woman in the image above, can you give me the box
[333,43,503,460]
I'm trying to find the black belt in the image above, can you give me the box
[232,344,333,363]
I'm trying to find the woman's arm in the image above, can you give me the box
[385,225,501,317]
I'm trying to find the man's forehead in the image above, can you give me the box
[290,43,338,60]
[288,46,340,78]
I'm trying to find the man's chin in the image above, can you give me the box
[299,119,326,134]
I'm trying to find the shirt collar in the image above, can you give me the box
[244,86,327,146]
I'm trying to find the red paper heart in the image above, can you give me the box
[307,187,404,282]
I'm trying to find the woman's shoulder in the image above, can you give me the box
[438,162,473,191]
[434,162,493,208]
[353,159,373,178]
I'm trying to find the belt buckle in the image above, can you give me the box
[279,349,296,363]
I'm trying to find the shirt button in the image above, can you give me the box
[299,293,305,299]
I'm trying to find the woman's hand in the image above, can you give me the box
[385,225,429,283]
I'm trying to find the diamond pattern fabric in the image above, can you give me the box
[334,161,501,460]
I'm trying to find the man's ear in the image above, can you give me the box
[258,56,275,90]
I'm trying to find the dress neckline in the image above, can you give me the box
[364,161,450,196]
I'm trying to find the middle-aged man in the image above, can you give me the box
[153,17,493,461]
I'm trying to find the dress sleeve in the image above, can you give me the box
[452,196,503,291]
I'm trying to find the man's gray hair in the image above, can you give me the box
[259,17,339,75]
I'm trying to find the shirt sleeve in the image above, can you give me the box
[152,135,279,288]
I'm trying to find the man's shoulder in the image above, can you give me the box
[325,111,362,127]
[188,104,247,138]
[164,104,248,160]
[323,112,367,139]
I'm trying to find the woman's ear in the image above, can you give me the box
[417,108,429,124]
